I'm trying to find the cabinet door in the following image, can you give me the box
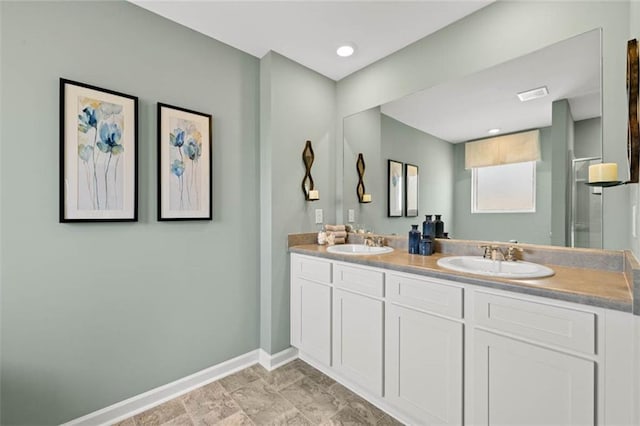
[333,288,384,396]
[472,330,595,426]
[291,276,332,366]
[385,304,463,425]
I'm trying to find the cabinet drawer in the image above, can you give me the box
[387,273,463,319]
[291,255,332,284]
[334,263,384,297]
[474,291,597,355]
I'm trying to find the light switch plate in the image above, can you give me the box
[348,209,355,223]
[315,209,323,224]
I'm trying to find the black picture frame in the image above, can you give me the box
[405,163,419,217]
[157,103,213,221]
[59,78,138,222]
[388,159,404,217]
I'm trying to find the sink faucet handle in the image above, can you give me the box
[478,244,492,259]
[506,245,524,261]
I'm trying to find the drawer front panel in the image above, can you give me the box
[292,255,332,284]
[474,291,596,354]
[387,273,463,319]
[334,263,384,297]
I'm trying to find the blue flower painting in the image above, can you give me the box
[77,97,125,210]
[169,118,202,210]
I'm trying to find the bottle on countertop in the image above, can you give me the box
[419,237,433,256]
[317,225,327,245]
[408,225,421,254]
[422,215,435,239]
[434,215,445,238]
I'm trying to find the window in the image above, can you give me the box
[472,161,536,213]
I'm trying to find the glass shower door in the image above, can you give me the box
[571,157,602,248]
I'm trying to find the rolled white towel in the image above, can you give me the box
[328,230,347,239]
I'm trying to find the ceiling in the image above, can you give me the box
[381,28,602,143]
[130,1,493,81]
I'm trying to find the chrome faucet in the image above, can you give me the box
[491,247,506,261]
[479,243,523,261]
[478,244,497,259]
[505,244,524,261]
[364,235,385,247]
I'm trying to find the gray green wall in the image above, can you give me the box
[260,52,336,354]
[1,2,260,424]
[379,115,454,235]
[574,117,602,159]
[343,107,382,233]
[342,112,454,236]
[452,127,553,245]
[336,1,631,251]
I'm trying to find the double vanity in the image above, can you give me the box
[289,237,637,425]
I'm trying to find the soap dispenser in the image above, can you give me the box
[408,225,421,254]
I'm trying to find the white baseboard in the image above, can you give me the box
[258,347,299,371]
[64,349,262,426]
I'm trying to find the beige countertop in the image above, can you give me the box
[290,244,634,313]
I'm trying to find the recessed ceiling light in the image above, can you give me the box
[488,128,501,135]
[336,44,355,57]
[517,86,549,102]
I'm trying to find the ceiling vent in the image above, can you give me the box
[517,86,549,102]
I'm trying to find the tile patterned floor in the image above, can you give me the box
[114,359,403,426]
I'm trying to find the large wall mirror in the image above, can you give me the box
[343,28,603,249]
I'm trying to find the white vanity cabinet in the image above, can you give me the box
[290,255,333,366]
[289,253,635,426]
[471,330,594,426]
[333,263,385,396]
[385,273,464,425]
[468,292,597,425]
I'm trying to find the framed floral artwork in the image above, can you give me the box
[59,79,138,222]
[388,159,404,217]
[405,163,419,217]
[157,103,212,221]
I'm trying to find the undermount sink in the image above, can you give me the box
[437,256,554,279]
[326,244,394,255]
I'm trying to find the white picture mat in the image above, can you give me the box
[159,106,211,219]
[389,161,404,216]
[63,83,136,220]
[406,165,418,213]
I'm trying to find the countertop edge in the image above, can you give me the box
[289,246,633,314]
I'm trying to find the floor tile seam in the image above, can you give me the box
[273,386,318,425]
[275,371,307,392]
[226,376,301,424]
[178,399,196,425]
[333,406,376,425]
[325,383,386,422]
[219,375,262,394]
[219,408,256,426]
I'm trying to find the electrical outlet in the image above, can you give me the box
[348,209,355,223]
[315,209,323,224]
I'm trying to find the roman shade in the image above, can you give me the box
[465,129,541,169]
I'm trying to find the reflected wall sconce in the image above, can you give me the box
[586,39,639,188]
[302,140,319,201]
[356,153,372,203]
